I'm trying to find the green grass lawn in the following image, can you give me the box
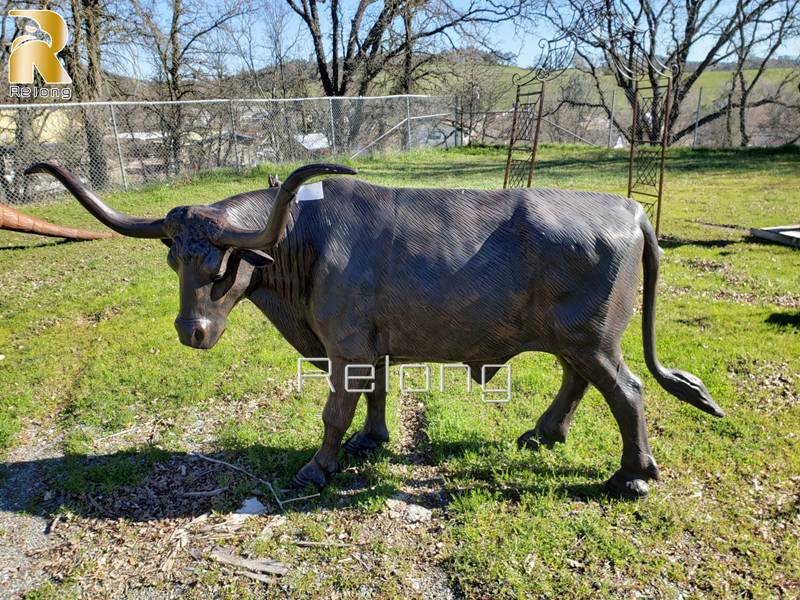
[1,144,799,598]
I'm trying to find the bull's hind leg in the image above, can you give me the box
[570,352,660,499]
[344,365,390,458]
[518,359,589,450]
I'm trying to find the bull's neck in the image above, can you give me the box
[247,213,314,308]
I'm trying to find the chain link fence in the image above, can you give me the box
[458,84,800,150]
[0,95,456,205]
[4,87,796,206]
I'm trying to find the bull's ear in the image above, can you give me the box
[240,248,274,268]
[161,238,173,247]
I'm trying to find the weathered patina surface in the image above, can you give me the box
[27,162,724,499]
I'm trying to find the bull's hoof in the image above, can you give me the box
[604,469,651,500]
[343,431,387,458]
[291,459,336,491]
[516,428,558,451]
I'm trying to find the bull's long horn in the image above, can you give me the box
[24,163,166,239]
[1,203,114,241]
[217,164,357,249]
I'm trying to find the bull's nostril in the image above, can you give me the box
[175,318,213,348]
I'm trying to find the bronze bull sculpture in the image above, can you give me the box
[27,162,724,499]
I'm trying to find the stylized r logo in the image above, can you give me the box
[8,9,71,85]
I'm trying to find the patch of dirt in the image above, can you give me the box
[28,455,279,598]
[675,315,712,329]
[686,258,749,287]
[76,305,124,327]
[0,421,64,597]
[0,384,462,598]
[362,394,457,599]
[320,394,457,598]
[665,284,800,309]
[0,379,296,598]
[728,358,800,414]
[670,258,800,308]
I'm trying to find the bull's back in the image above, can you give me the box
[321,182,643,361]
[285,179,642,361]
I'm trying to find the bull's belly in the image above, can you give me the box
[384,334,541,363]
[377,293,548,362]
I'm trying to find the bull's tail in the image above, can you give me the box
[640,213,725,417]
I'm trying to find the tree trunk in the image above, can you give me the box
[82,0,109,188]
[67,0,109,189]
[14,110,35,203]
[725,91,733,147]
[737,70,750,147]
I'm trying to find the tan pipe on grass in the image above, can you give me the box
[0,202,115,241]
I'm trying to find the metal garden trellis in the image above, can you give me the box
[624,75,673,237]
[503,1,675,237]
[609,24,677,238]
[503,1,608,189]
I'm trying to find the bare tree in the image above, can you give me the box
[64,0,110,188]
[443,48,512,144]
[548,0,800,144]
[226,1,304,99]
[730,0,800,145]
[125,0,247,173]
[283,0,531,97]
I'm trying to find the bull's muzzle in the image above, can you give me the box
[175,316,222,349]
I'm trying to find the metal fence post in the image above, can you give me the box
[329,97,337,155]
[229,100,241,170]
[627,80,638,199]
[692,87,703,150]
[453,96,460,147]
[109,104,128,191]
[405,96,412,150]
[607,89,616,148]
[655,77,672,237]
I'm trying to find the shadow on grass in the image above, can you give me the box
[661,233,800,250]
[0,438,613,523]
[0,238,76,251]
[427,438,609,502]
[766,311,800,330]
[659,236,743,249]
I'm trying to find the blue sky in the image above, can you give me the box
[269,0,799,70]
[7,1,797,79]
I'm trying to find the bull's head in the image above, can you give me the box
[26,163,355,349]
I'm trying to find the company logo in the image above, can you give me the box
[7,9,71,99]
[9,9,71,84]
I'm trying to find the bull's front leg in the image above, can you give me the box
[344,365,389,457]
[293,358,360,489]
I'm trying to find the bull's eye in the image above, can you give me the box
[211,247,236,281]
[211,267,236,300]
[210,250,241,301]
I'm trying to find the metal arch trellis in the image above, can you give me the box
[613,39,676,237]
[503,0,610,189]
[503,1,675,237]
